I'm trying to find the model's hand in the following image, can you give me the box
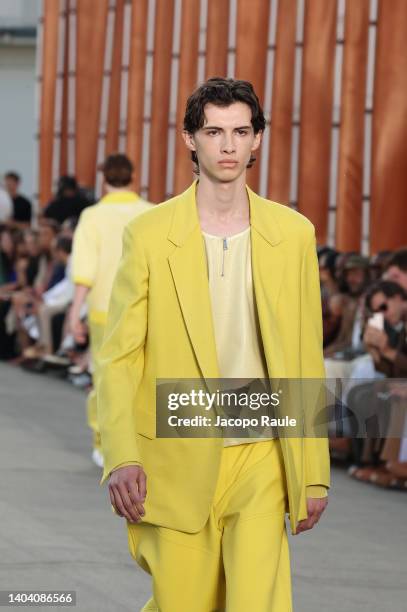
[294,496,328,535]
[108,465,147,523]
[70,315,88,345]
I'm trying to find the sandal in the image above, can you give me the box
[351,465,388,483]
[370,470,407,490]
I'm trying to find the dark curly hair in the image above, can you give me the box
[183,77,266,174]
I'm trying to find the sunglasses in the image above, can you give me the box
[371,302,388,313]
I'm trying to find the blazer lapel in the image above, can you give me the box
[248,189,295,500]
[167,183,220,380]
[248,187,287,379]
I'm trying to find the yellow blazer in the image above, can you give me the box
[97,181,330,535]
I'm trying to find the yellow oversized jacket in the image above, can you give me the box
[97,181,330,535]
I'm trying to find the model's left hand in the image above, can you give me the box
[294,496,328,535]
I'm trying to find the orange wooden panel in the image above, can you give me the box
[59,0,70,177]
[335,0,370,252]
[173,0,200,195]
[39,0,59,206]
[205,0,229,79]
[148,0,175,203]
[267,0,297,204]
[235,0,270,192]
[126,0,149,191]
[75,0,109,188]
[370,0,407,253]
[105,0,125,157]
[297,0,337,244]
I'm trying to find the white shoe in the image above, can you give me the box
[92,448,104,468]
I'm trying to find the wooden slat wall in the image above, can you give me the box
[335,0,370,251]
[268,0,297,204]
[38,0,59,205]
[205,0,229,79]
[105,0,125,156]
[297,0,337,245]
[235,0,271,192]
[148,0,175,203]
[126,0,149,192]
[173,0,201,195]
[75,0,109,188]
[59,0,70,177]
[370,0,407,252]
[37,0,407,253]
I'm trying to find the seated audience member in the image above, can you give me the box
[0,187,12,223]
[369,251,392,283]
[0,227,24,358]
[21,230,41,287]
[333,252,358,290]
[60,216,79,238]
[348,280,407,485]
[0,226,27,293]
[0,226,18,286]
[319,249,344,347]
[23,236,73,358]
[10,220,61,352]
[319,249,339,297]
[382,248,407,291]
[324,254,370,357]
[4,171,32,228]
[42,176,92,224]
[363,280,407,377]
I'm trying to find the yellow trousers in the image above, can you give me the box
[87,320,105,451]
[127,439,292,612]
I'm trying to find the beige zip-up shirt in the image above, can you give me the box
[203,227,273,447]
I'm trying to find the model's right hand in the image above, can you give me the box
[108,465,147,523]
[69,316,88,345]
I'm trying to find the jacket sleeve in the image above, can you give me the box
[300,228,331,490]
[97,224,148,484]
[71,210,98,287]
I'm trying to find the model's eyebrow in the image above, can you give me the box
[202,125,252,131]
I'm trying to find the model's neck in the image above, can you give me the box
[195,173,250,235]
[196,174,249,217]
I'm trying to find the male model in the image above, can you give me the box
[70,154,152,467]
[98,78,330,611]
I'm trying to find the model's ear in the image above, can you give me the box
[182,130,196,153]
[251,130,263,153]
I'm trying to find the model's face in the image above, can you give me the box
[183,102,262,183]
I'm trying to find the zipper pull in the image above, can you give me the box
[221,237,228,277]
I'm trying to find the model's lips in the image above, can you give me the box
[218,160,238,165]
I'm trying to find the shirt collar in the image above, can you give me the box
[99,190,140,204]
